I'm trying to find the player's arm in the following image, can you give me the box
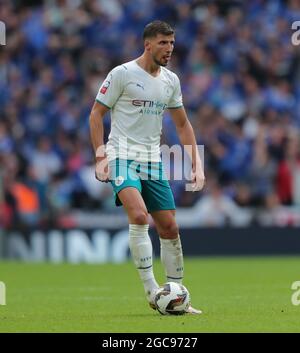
[89,100,110,182]
[168,106,205,191]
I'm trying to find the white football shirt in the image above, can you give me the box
[96,60,183,162]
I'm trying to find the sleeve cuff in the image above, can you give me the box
[167,105,183,109]
[95,99,111,109]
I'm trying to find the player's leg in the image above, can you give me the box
[151,209,202,314]
[150,209,184,284]
[117,187,159,306]
[140,166,183,285]
[141,163,183,285]
[141,162,201,314]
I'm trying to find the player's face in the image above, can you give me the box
[146,34,175,67]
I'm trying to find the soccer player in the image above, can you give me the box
[89,20,205,314]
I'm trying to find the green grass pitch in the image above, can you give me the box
[0,257,299,332]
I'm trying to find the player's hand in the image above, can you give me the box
[95,156,110,183]
[190,168,205,192]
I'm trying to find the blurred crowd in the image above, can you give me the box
[1,0,300,228]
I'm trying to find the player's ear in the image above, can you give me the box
[144,39,151,51]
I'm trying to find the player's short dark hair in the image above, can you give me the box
[143,20,174,40]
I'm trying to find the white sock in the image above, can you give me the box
[129,224,159,300]
[160,236,184,284]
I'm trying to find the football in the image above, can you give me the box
[154,282,190,315]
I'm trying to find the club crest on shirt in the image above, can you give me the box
[163,85,172,98]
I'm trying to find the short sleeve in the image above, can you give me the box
[95,66,125,109]
[167,74,183,109]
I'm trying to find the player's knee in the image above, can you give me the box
[131,210,148,225]
[160,222,179,239]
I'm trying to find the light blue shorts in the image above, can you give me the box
[109,159,176,213]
